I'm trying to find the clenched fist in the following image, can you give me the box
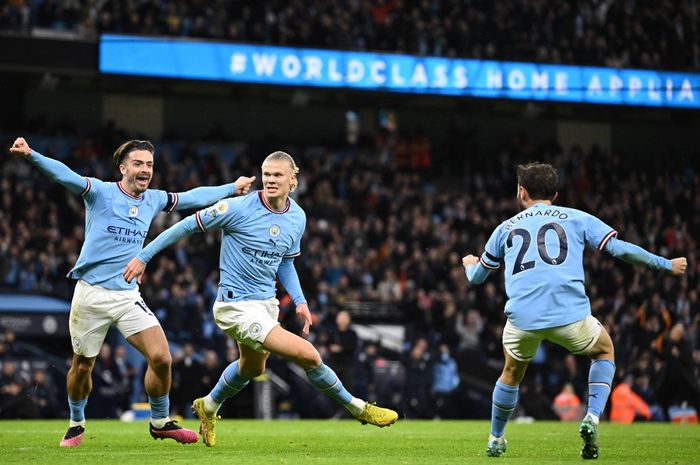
[9,137,32,157]
[670,257,688,276]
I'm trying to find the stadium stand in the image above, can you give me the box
[1,0,699,423]
[1,0,698,70]
[1,128,698,419]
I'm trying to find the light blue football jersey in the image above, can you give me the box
[26,149,237,291]
[191,191,306,301]
[69,179,175,290]
[479,203,617,330]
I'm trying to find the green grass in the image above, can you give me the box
[1,419,698,465]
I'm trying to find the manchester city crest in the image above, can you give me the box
[249,322,263,337]
[129,205,139,217]
[269,224,281,237]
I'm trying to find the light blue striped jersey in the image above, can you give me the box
[480,203,617,330]
[192,191,306,301]
[69,179,179,290]
[26,149,237,291]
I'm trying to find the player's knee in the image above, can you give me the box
[588,334,615,360]
[296,343,321,369]
[590,350,615,362]
[149,350,172,369]
[74,361,94,376]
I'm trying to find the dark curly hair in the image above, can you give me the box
[517,162,558,200]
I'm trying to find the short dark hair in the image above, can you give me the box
[113,140,154,167]
[517,162,558,200]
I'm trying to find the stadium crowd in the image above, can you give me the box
[0,0,698,71]
[0,126,698,421]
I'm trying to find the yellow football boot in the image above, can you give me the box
[355,402,398,427]
[192,397,220,447]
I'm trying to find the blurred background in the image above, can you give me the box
[0,0,698,425]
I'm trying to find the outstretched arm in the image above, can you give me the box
[277,258,312,336]
[603,237,687,275]
[462,254,494,285]
[123,214,202,283]
[170,176,256,211]
[9,137,89,196]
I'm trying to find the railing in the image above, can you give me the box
[342,301,404,323]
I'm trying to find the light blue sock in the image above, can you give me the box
[491,381,519,437]
[149,394,169,420]
[210,360,251,403]
[587,359,615,417]
[305,363,352,404]
[68,397,87,422]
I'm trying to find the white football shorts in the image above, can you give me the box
[213,298,280,353]
[69,280,160,357]
[502,315,602,362]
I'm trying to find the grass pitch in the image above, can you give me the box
[1,419,698,465]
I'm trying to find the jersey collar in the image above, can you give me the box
[117,181,143,200]
[258,191,290,214]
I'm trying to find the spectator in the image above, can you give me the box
[352,340,378,402]
[201,350,222,393]
[87,343,126,419]
[6,1,699,70]
[655,323,700,417]
[113,345,135,412]
[1,129,698,420]
[327,310,359,387]
[610,374,651,424]
[402,338,432,418]
[0,361,39,418]
[456,309,483,351]
[553,382,583,421]
[0,330,18,355]
[432,344,460,419]
[31,369,62,418]
[172,343,204,418]
[518,380,558,420]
